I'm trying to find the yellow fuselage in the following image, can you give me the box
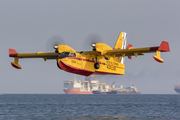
[57,53,124,76]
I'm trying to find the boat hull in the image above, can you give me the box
[93,90,140,94]
[64,89,93,94]
[92,91,109,94]
[109,90,140,94]
[175,88,180,93]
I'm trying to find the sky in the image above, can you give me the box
[0,0,179,94]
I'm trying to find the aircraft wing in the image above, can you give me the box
[9,49,59,59]
[104,41,170,63]
[76,51,101,56]
[9,48,59,69]
[77,41,170,63]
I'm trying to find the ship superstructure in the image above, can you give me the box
[92,82,111,94]
[174,84,180,94]
[63,76,93,94]
[109,85,140,94]
[63,76,140,94]
[63,76,111,94]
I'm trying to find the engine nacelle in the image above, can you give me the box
[57,45,75,53]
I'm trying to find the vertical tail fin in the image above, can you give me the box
[113,31,127,64]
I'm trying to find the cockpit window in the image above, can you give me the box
[59,52,76,59]
[69,52,76,57]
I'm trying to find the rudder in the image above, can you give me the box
[113,31,127,64]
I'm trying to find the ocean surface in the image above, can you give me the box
[0,94,180,120]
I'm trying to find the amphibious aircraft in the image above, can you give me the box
[9,31,170,76]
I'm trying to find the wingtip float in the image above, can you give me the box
[9,49,21,69]
[9,31,170,76]
[152,41,170,63]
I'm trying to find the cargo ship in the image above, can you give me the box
[92,82,111,94]
[63,76,93,94]
[174,84,180,94]
[64,76,140,94]
[109,85,140,94]
[92,83,140,94]
[63,76,105,94]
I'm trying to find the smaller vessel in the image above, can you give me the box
[93,83,140,94]
[174,84,180,94]
[109,85,140,94]
[92,82,111,94]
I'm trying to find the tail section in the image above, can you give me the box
[114,31,127,50]
[113,31,127,64]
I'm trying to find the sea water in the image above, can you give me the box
[0,94,180,120]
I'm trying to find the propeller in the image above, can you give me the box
[83,33,104,51]
[45,35,65,52]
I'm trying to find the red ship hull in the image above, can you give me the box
[64,89,93,94]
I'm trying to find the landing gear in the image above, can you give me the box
[94,63,100,69]
[94,57,100,69]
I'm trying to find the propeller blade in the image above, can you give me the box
[45,35,65,52]
[83,33,103,51]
